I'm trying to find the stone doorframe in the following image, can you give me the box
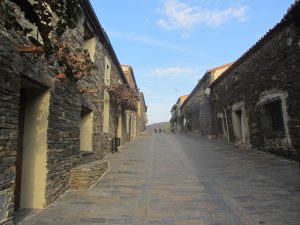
[231,101,251,148]
[19,87,50,209]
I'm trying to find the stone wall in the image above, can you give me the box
[0,50,20,224]
[136,93,147,135]
[69,160,109,190]
[179,1,300,161]
[181,75,212,135]
[210,6,300,160]
[0,1,137,223]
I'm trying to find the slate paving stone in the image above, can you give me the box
[17,134,300,225]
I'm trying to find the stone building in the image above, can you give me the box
[209,1,300,159]
[121,65,148,139]
[137,92,148,135]
[170,95,188,133]
[0,0,147,224]
[179,1,300,161]
[180,63,232,135]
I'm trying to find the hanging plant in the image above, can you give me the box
[48,36,96,80]
[1,0,82,56]
[108,84,139,112]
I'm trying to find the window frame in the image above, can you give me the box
[259,97,285,139]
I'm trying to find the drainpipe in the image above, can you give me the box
[224,108,230,143]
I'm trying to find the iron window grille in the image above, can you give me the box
[259,97,285,139]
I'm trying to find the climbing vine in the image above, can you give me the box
[108,84,139,112]
[0,0,94,80]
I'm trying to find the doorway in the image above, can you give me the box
[216,112,226,139]
[231,102,250,147]
[15,79,50,210]
[117,112,122,140]
[15,90,25,210]
[233,109,243,143]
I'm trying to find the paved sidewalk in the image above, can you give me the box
[18,134,300,225]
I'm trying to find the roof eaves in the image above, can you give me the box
[80,0,128,85]
[207,62,234,73]
[210,0,300,89]
[180,72,210,109]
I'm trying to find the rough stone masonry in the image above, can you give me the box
[0,0,147,224]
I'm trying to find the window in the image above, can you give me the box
[104,56,111,86]
[83,23,96,62]
[260,98,285,138]
[103,91,110,133]
[80,107,93,151]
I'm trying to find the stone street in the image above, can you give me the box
[18,134,300,225]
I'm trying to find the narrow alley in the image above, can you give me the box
[18,134,300,225]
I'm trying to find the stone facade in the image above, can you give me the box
[170,95,188,133]
[210,1,300,160]
[180,64,232,135]
[136,92,148,135]
[121,65,148,138]
[0,1,147,224]
[178,1,300,161]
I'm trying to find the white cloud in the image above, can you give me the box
[107,30,210,58]
[158,0,248,34]
[150,66,199,77]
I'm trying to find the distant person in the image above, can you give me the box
[154,128,157,133]
[159,129,161,133]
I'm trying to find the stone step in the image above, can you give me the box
[69,160,109,190]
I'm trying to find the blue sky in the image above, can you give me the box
[90,0,294,125]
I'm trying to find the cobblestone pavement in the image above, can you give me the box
[18,134,300,225]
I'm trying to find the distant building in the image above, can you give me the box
[180,63,232,135]
[121,65,148,140]
[137,92,148,134]
[170,95,188,133]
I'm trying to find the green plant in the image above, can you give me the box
[0,0,94,80]
[49,36,96,80]
[1,0,82,55]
